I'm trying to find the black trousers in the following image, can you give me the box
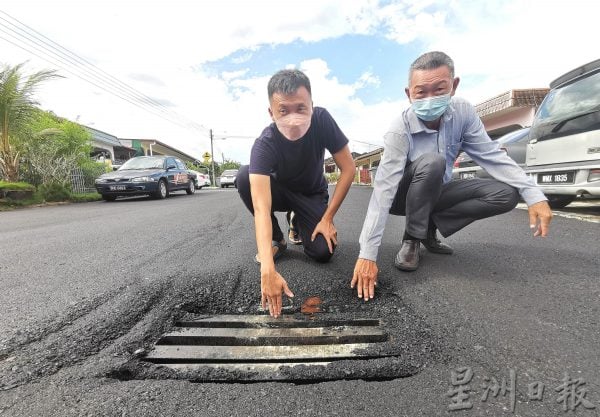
[236,165,333,262]
[390,153,520,238]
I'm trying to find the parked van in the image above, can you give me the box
[526,59,600,208]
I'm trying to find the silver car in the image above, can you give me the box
[219,169,238,188]
[452,127,531,180]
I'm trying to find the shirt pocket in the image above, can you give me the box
[446,142,463,161]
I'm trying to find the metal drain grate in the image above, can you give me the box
[143,314,388,378]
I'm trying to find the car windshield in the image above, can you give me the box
[222,170,238,176]
[535,71,600,124]
[119,157,165,170]
[531,70,600,141]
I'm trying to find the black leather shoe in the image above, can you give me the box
[422,229,453,254]
[394,240,420,271]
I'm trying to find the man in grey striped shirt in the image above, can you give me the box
[351,51,553,301]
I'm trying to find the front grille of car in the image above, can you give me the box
[105,178,129,183]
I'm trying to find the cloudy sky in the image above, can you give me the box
[1,0,597,163]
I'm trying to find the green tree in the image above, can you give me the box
[20,110,92,186]
[26,110,91,160]
[0,63,59,181]
[185,161,209,174]
[219,159,241,174]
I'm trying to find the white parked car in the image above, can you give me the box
[189,170,211,190]
[525,58,600,208]
[219,169,238,188]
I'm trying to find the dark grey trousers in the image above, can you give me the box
[236,165,333,263]
[390,153,519,238]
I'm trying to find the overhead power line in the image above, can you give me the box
[0,29,192,130]
[0,10,210,136]
[353,139,382,148]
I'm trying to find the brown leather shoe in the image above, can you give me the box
[422,228,453,255]
[394,240,420,271]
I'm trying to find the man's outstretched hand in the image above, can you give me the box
[261,266,294,318]
[351,258,378,301]
[528,200,553,237]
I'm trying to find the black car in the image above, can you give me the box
[95,155,196,201]
[452,127,531,180]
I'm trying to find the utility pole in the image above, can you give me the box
[210,128,216,187]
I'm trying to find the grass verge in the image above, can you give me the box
[0,191,102,211]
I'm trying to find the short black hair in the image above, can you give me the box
[409,51,455,84]
[267,69,312,99]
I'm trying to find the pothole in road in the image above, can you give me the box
[116,292,443,383]
[141,314,390,382]
[0,268,446,389]
[102,277,448,384]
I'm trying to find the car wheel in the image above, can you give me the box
[101,194,116,201]
[221,184,225,188]
[546,194,575,209]
[154,179,169,199]
[186,179,195,195]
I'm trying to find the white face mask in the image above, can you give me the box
[275,112,312,141]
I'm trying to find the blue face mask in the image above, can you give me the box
[411,94,451,122]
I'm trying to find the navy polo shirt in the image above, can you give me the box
[249,107,348,194]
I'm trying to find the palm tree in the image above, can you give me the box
[0,63,59,181]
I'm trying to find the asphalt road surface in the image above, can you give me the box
[0,187,599,417]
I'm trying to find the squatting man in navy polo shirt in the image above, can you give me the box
[351,51,553,302]
[236,69,355,318]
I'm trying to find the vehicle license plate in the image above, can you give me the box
[460,172,476,179]
[537,171,575,184]
[109,185,126,191]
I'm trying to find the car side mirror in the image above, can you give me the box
[167,164,176,170]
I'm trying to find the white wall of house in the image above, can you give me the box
[482,107,536,135]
